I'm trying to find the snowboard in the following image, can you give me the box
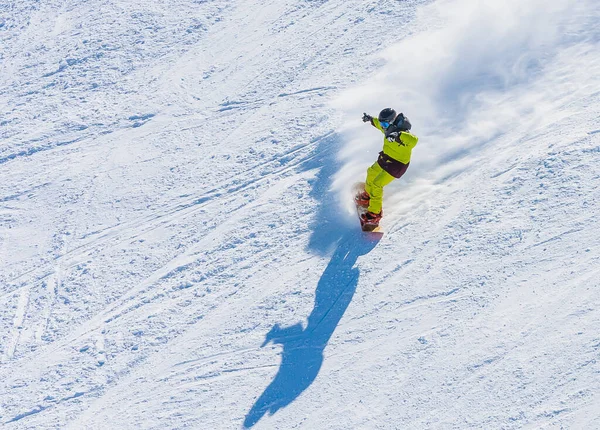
[352,182,382,233]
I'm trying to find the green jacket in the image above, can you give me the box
[372,118,419,165]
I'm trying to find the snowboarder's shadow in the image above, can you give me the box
[244,232,380,428]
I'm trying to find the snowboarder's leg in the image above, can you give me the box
[365,162,395,214]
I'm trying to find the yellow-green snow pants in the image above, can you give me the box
[365,161,395,214]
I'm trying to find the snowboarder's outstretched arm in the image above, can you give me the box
[362,112,376,127]
[362,113,386,131]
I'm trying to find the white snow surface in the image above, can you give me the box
[2,0,600,428]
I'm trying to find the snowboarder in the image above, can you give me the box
[355,108,419,224]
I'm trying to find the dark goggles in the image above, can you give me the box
[380,121,390,128]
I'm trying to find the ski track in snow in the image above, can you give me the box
[2,0,600,429]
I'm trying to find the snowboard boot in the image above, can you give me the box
[354,191,370,207]
[361,210,383,224]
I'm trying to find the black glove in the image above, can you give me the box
[362,113,373,123]
[386,132,399,142]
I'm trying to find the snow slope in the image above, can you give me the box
[1,0,600,428]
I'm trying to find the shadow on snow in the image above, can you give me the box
[244,134,381,428]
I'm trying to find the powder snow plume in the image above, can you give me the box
[331,0,599,217]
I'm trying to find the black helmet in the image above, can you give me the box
[378,108,396,123]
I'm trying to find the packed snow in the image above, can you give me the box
[1,0,600,428]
